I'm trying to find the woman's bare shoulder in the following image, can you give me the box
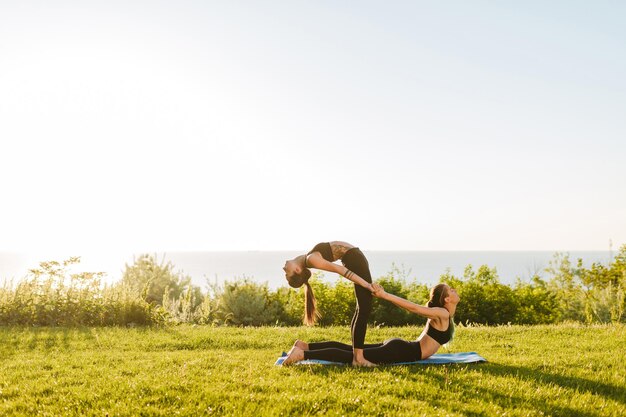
[428,311,451,330]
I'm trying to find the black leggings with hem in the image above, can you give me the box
[305,339,422,364]
[342,248,372,349]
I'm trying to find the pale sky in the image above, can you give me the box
[1,1,625,252]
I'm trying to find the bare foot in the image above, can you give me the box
[352,359,377,367]
[282,347,305,366]
[293,340,308,350]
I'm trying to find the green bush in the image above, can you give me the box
[441,265,517,325]
[3,246,625,327]
[121,254,201,307]
[211,278,282,326]
[370,265,428,326]
[0,258,162,326]
[271,286,305,325]
[310,276,355,326]
[513,276,559,324]
[546,246,626,324]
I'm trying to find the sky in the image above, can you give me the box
[1,1,625,253]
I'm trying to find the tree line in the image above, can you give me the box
[1,246,624,326]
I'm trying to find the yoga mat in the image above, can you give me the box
[275,351,486,366]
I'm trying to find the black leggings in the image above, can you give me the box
[342,248,373,349]
[304,339,422,364]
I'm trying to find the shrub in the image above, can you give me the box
[441,265,518,325]
[4,248,625,327]
[513,276,559,324]
[121,254,200,307]
[370,264,427,326]
[212,278,282,326]
[0,258,162,326]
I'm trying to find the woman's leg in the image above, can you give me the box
[303,340,383,364]
[285,342,358,365]
[302,339,421,365]
[362,339,422,365]
[308,341,383,351]
[342,249,373,349]
[352,285,373,347]
[304,347,353,363]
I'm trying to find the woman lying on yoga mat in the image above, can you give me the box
[282,283,460,366]
[283,241,376,366]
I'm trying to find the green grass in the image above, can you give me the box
[0,324,624,416]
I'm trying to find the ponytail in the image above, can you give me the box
[428,283,448,308]
[303,281,320,325]
[286,262,319,325]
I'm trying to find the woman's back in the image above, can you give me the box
[418,317,451,358]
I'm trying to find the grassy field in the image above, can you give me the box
[0,324,624,416]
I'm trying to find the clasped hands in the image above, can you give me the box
[369,282,385,297]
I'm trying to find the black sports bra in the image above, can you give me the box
[425,319,452,344]
[305,242,334,266]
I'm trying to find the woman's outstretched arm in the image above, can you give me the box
[371,283,448,320]
[305,252,373,292]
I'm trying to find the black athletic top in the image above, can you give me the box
[425,319,452,344]
[306,242,335,265]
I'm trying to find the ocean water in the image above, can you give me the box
[0,250,613,289]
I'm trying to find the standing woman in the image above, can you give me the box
[283,241,375,366]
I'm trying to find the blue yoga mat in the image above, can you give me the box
[275,351,486,366]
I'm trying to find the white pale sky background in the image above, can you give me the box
[1,1,625,254]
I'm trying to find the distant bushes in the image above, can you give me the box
[440,265,558,325]
[1,246,625,327]
[437,246,625,325]
[201,247,625,327]
[0,258,163,326]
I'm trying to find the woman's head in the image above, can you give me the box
[283,255,319,325]
[283,256,311,288]
[427,284,460,309]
